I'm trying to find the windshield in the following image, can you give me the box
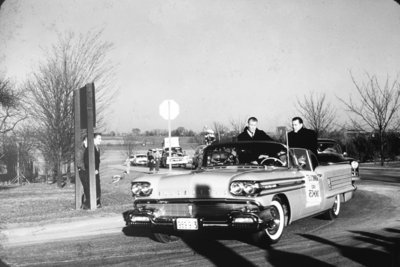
[317,142,342,154]
[203,142,293,168]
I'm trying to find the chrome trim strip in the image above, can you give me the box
[203,224,229,227]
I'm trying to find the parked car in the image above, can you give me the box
[317,138,360,177]
[160,147,189,168]
[129,154,148,166]
[124,141,358,245]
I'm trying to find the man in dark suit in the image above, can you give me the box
[237,117,273,141]
[78,136,89,209]
[84,132,102,208]
[288,117,317,155]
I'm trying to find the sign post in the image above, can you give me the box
[74,83,96,210]
[73,90,82,210]
[159,100,179,172]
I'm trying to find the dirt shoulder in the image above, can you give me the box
[1,214,125,247]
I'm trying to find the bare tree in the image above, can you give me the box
[338,73,400,166]
[0,78,26,135]
[123,134,138,158]
[212,122,229,142]
[0,79,15,107]
[2,127,38,181]
[25,30,116,186]
[229,117,247,137]
[296,92,336,137]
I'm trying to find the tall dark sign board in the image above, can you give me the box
[79,86,96,129]
[74,83,97,210]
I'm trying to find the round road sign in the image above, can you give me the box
[159,99,179,120]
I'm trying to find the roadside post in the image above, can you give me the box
[159,100,179,172]
[74,83,97,210]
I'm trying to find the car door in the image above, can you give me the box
[291,148,323,216]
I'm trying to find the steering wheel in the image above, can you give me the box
[260,157,285,167]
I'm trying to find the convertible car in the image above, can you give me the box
[123,141,358,244]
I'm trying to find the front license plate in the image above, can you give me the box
[176,218,198,230]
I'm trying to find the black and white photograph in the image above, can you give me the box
[0,0,399,266]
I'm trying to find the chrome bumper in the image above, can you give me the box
[123,209,262,231]
[123,199,268,232]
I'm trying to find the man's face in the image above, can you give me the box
[94,135,102,146]
[292,120,303,133]
[248,120,257,133]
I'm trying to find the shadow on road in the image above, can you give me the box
[182,233,338,267]
[263,245,335,267]
[237,235,335,266]
[300,227,400,267]
[182,237,257,267]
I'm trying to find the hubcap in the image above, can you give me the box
[266,206,280,234]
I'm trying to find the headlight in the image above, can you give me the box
[230,182,243,195]
[131,182,152,196]
[243,183,259,195]
[230,181,260,196]
[351,161,359,169]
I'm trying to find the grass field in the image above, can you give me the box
[0,148,144,228]
[0,172,142,228]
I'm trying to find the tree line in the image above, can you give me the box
[1,30,400,186]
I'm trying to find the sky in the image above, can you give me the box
[1,0,400,133]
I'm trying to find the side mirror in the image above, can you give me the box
[343,152,348,157]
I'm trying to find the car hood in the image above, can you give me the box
[136,167,294,199]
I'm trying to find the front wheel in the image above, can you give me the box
[252,200,285,245]
[323,194,341,220]
[152,232,179,243]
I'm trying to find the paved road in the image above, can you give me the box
[360,167,400,184]
[1,171,399,266]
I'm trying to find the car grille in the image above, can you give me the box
[136,202,259,218]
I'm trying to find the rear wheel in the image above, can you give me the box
[323,194,341,220]
[152,233,179,243]
[252,200,285,245]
